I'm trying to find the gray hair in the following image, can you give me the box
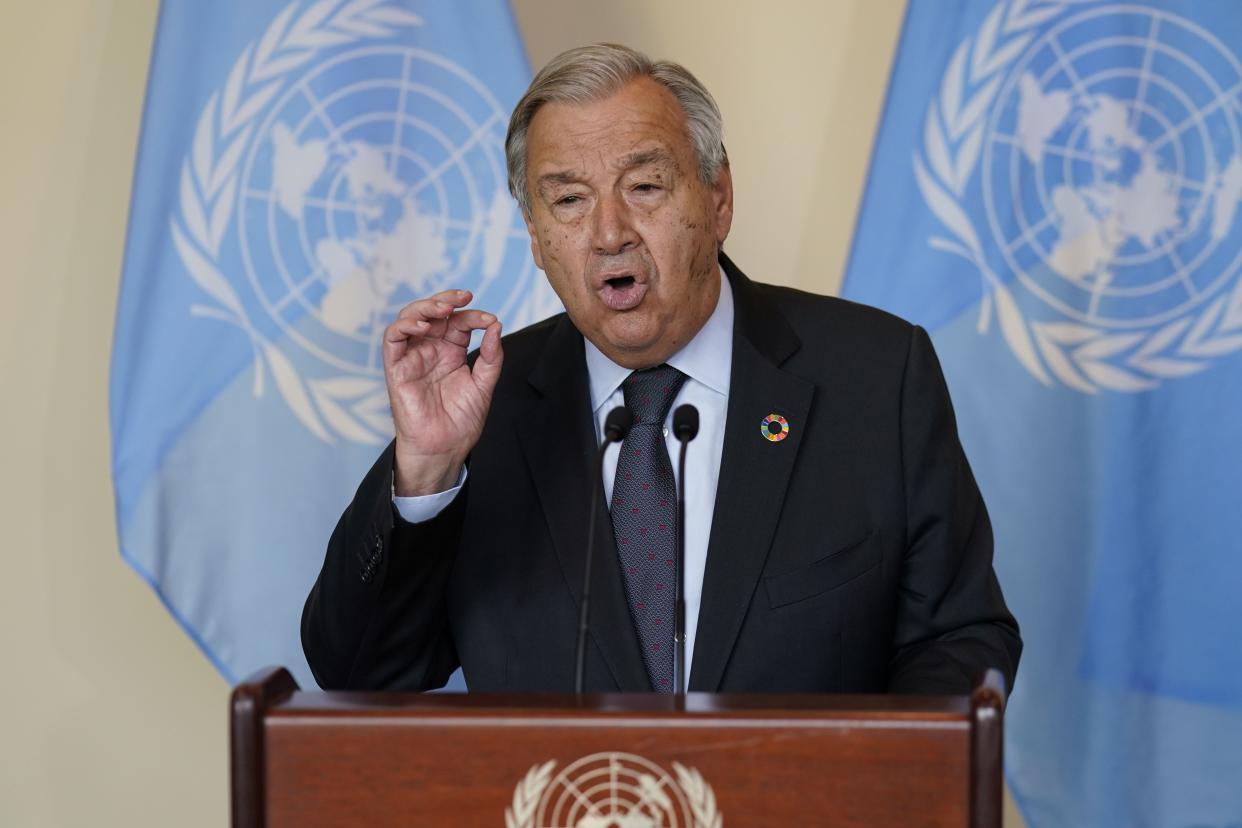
[505,43,728,216]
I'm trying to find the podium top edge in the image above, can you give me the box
[269,691,973,721]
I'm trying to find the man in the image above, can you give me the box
[302,44,1021,694]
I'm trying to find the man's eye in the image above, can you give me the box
[633,183,660,192]
[555,195,582,206]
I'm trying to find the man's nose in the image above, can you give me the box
[591,194,639,255]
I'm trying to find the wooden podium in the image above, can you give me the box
[231,668,1005,827]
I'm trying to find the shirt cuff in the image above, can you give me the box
[392,466,468,524]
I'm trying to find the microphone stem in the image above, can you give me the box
[575,438,613,695]
[674,438,689,696]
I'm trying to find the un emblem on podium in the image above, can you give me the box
[506,753,721,828]
[916,1,1242,392]
[172,2,551,442]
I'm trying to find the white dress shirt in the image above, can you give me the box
[395,271,734,678]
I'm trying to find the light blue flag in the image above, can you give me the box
[844,1,1242,825]
[111,0,554,690]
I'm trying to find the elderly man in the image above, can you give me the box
[302,44,1021,694]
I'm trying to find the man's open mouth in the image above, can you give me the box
[598,274,647,311]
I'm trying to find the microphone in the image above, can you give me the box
[603,405,633,443]
[671,404,699,695]
[673,404,699,442]
[575,405,633,694]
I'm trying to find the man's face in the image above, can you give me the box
[523,77,733,369]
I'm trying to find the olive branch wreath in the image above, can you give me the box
[672,761,723,828]
[505,759,721,828]
[171,0,423,443]
[505,760,554,828]
[914,0,1242,393]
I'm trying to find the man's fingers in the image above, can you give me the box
[383,319,429,363]
[396,289,473,322]
[396,299,453,324]
[383,306,500,366]
[424,308,498,348]
[388,291,489,347]
[385,306,490,348]
[385,317,430,343]
[471,320,504,392]
[446,308,496,335]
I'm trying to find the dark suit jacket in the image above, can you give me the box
[302,255,1021,694]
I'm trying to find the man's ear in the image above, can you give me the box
[523,210,545,271]
[711,162,734,245]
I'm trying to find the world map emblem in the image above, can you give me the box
[915,0,1242,392]
[506,753,721,828]
[172,0,553,442]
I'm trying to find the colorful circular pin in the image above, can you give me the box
[760,413,789,442]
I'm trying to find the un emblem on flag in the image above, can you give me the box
[171,2,549,442]
[916,1,1242,392]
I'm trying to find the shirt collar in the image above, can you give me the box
[584,266,734,413]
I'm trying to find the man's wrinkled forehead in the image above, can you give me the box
[528,80,693,175]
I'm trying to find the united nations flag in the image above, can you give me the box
[845,1,1242,825]
[111,0,550,688]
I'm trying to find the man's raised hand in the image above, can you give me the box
[382,289,503,496]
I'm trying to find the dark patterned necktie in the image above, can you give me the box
[610,364,687,692]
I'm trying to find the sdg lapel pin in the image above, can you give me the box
[760,413,789,442]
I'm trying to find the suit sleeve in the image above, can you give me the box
[301,441,463,690]
[887,326,1022,695]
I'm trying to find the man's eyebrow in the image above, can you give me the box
[617,148,677,170]
[536,170,582,192]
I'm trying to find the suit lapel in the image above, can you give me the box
[689,257,816,691]
[516,317,650,691]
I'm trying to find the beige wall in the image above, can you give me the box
[0,2,1025,825]
[0,3,226,826]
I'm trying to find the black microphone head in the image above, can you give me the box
[673,404,699,442]
[603,405,633,442]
